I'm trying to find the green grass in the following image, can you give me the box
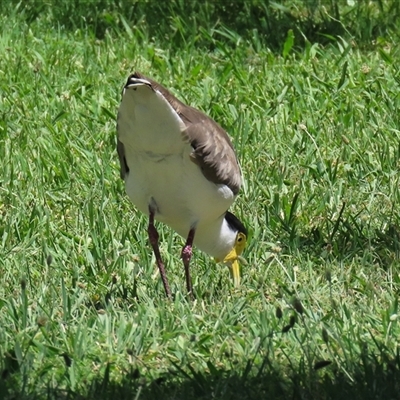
[1,1,400,399]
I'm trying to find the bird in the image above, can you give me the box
[116,72,247,298]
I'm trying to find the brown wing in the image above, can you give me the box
[128,72,242,195]
[182,117,242,195]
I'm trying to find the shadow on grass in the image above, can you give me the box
[86,356,400,400]
[2,1,400,50]
[2,349,399,400]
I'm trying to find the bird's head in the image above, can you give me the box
[215,212,248,286]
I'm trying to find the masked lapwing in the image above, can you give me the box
[116,72,247,298]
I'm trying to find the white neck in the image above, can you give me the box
[193,215,237,260]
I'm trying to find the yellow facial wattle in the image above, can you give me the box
[216,232,247,286]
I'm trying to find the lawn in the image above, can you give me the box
[1,1,400,399]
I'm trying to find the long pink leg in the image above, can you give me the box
[147,206,172,299]
[181,228,196,297]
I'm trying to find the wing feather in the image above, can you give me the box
[117,72,242,195]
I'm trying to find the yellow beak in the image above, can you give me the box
[230,259,241,287]
[223,247,241,287]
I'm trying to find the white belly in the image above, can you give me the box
[124,148,234,238]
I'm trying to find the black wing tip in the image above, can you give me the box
[225,211,247,237]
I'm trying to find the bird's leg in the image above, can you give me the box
[147,206,172,299]
[181,228,196,298]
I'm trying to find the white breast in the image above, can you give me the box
[117,84,236,247]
